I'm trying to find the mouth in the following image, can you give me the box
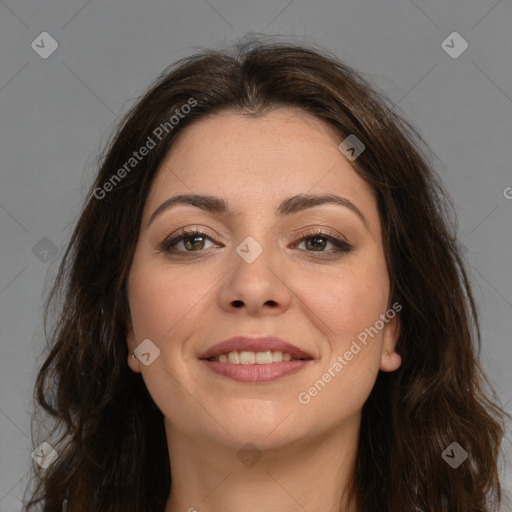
[198,336,313,382]
[205,350,307,364]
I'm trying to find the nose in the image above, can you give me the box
[217,239,292,316]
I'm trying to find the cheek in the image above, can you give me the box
[127,260,214,345]
[305,259,390,346]
[297,262,389,413]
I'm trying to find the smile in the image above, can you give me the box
[198,336,314,382]
[206,350,302,364]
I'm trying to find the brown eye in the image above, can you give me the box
[181,234,207,251]
[304,235,329,251]
[160,230,218,253]
[295,231,352,255]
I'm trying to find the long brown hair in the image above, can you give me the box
[24,37,510,512]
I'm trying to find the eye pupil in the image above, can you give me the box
[307,237,326,251]
[184,236,205,250]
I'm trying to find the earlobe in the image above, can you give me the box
[379,314,402,372]
[127,353,141,373]
[379,351,402,372]
[126,320,141,373]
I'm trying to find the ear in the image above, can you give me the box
[126,318,141,373]
[379,311,402,372]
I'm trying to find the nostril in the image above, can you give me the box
[232,300,244,308]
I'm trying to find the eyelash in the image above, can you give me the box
[158,228,352,257]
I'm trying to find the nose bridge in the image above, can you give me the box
[230,203,278,266]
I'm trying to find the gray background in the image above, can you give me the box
[1,0,511,509]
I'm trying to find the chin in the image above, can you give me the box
[210,405,303,446]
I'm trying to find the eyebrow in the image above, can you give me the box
[147,193,369,229]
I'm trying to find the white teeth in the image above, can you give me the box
[239,351,256,364]
[272,350,283,362]
[255,351,273,364]
[228,351,239,364]
[211,350,300,364]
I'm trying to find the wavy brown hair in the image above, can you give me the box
[24,36,510,512]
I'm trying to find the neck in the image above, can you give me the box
[163,417,360,512]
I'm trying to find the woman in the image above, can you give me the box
[25,37,509,512]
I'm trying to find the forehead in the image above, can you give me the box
[168,107,342,163]
[144,109,379,232]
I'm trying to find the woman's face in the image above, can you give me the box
[126,108,401,450]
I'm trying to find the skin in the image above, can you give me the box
[126,108,402,512]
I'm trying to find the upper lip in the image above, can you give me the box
[198,336,313,360]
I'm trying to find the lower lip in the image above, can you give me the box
[200,360,311,382]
